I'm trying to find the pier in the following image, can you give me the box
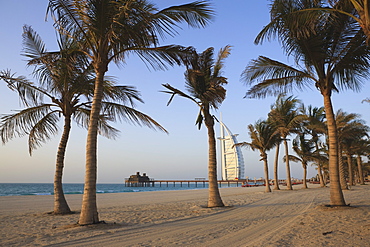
[124,173,301,188]
[124,179,291,187]
[125,179,245,187]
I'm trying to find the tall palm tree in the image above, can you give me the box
[48,0,214,224]
[236,120,280,193]
[0,26,166,214]
[300,104,327,187]
[242,0,370,206]
[267,94,303,190]
[162,45,231,207]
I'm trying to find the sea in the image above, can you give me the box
[0,183,220,197]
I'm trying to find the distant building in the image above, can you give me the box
[126,172,153,187]
[218,120,245,180]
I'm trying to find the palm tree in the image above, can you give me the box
[162,45,231,207]
[336,109,369,187]
[267,94,303,190]
[242,0,370,206]
[0,26,166,214]
[300,104,327,187]
[48,0,214,224]
[236,120,280,192]
[352,138,370,184]
[284,134,324,189]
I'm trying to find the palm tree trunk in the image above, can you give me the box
[79,69,105,225]
[322,92,346,206]
[346,153,354,186]
[314,142,325,187]
[283,139,292,190]
[204,111,224,207]
[354,169,359,185]
[338,145,348,190]
[262,155,271,193]
[317,165,326,187]
[53,115,72,214]
[302,162,308,189]
[356,155,365,185]
[273,144,280,190]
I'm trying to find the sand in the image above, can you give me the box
[1,184,369,246]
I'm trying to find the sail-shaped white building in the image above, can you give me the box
[218,120,245,180]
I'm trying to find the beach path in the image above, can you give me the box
[51,188,322,247]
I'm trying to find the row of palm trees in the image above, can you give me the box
[237,94,370,193]
[1,0,370,225]
[242,0,370,206]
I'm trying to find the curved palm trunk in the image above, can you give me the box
[302,162,308,189]
[204,111,224,207]
[338,145,348,190]
[262,154,271,193]
[283,139,292,190]
[322,93,346,206]
[79,69,105,225]
[273,144,280,190]
[356,155,365,185]
[53,115,72,214]
[346,153,354,186]
[314,142,325,187]
[317,165,326,187]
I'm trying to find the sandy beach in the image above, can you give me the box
[1,184,369,246]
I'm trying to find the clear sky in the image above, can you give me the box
[0,0,369,183]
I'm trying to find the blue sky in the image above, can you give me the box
[0,0,369,183]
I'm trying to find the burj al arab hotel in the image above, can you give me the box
[218,120,245,180]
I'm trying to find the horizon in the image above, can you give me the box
[1,0,369,184]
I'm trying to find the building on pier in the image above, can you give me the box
[126,172,154,187]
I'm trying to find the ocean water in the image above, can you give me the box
[0,183,216,196]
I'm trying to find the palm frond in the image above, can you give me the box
[157,1,214,30]
[100,102,168,133]
[0,70,50,107]
[212,45,231,78]
[0,104,57,145]
[195,110,203,130]
[28,111,60,154]
[241,56,316,99]
[161,83,199,106]
[128,45,193,71]
[283,154,302,163]
[21,25,47,60]
[103,84,143,107]
[96,115,120,140]
[234,141,255,151]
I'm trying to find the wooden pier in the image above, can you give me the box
[124,179,277,187]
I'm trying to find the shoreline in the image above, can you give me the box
[1,184,369,246]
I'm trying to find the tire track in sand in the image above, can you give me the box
[52,189,320,247]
